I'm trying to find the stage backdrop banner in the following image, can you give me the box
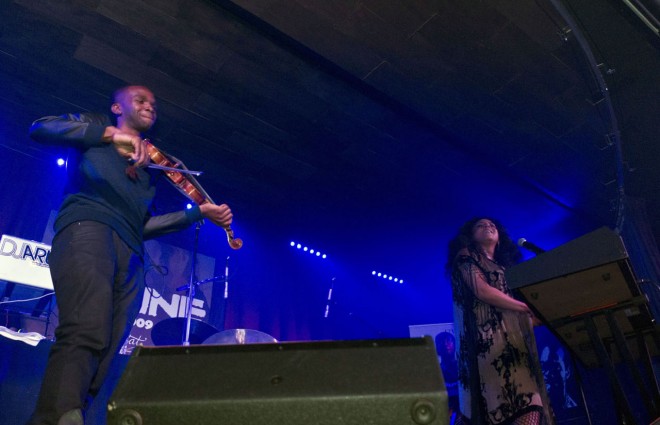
[120,239,216,355]
[0,234,53,291]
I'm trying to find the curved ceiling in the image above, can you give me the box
[1,0,658,260]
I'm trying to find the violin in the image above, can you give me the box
[144,140,243,250]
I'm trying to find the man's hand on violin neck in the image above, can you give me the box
[199,203,233,228]
[103,126,150,167]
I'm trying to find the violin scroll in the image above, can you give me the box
[225,227,243,250]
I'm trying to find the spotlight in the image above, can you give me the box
[56,158,65,166]
[186,203,193,209]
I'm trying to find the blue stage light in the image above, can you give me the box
[56,158,65,166]
[289,241,328,260]
[371,270,405,284]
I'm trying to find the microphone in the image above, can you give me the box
[517,238,546,255]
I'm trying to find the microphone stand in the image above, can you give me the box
[221,256,229,331]
[178,222,227,345]
[324,277,335,318]
[182,222,202,346]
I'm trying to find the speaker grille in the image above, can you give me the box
[107,337,448,425]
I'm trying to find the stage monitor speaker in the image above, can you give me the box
[107,337,448,425]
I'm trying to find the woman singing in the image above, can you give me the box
[446,217,553,425]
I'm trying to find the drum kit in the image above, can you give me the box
[150,250,277,347]
[150,318,277,346]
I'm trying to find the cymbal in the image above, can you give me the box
[150,318,220,346]
[202,328,277,345]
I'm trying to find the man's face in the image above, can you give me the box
[113,86,157,132]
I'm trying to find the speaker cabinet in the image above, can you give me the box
[107,337,448,425]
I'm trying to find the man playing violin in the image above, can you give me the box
[26,85,234,425]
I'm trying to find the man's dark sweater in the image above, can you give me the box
[29,112,201,255]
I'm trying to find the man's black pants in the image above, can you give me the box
[27,221,143,425]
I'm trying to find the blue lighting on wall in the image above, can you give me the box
[290,241,327,259]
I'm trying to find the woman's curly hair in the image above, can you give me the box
[445,216,522,275]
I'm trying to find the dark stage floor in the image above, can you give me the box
[0,338,130,425]
[1,334,658,425]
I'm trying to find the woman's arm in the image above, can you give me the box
[455,252,532,314]
[468,270,532,314]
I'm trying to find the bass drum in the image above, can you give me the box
[150,318,220,346]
